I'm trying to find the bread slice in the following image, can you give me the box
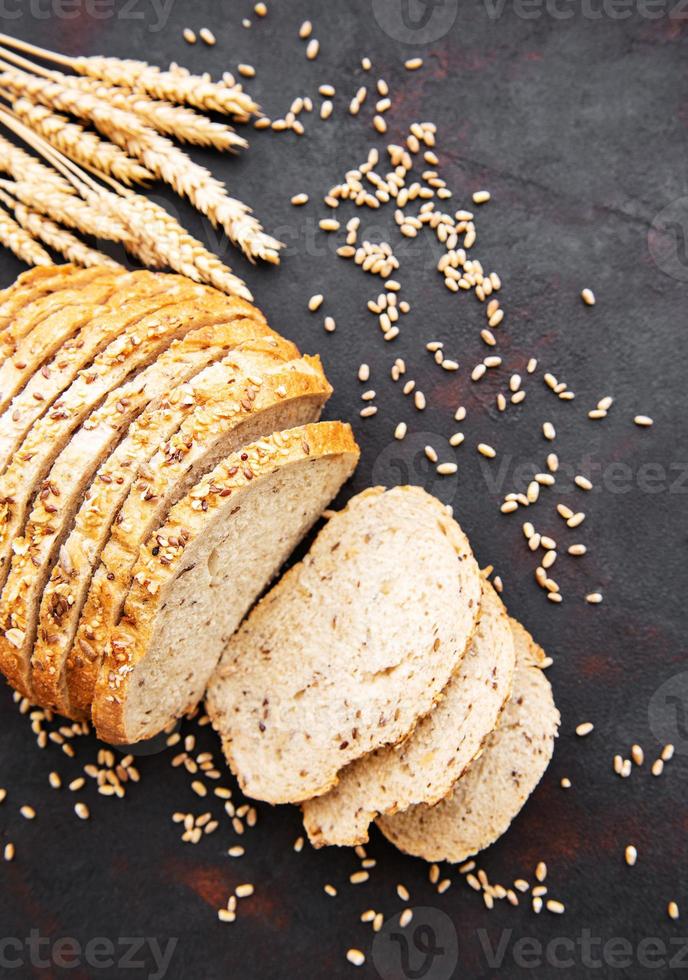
[206,486,482,805]
[0,319,284,699]
[33,340,328,717]
[0,271,201,474]
[0,273,128,413]
[91,421,360,744]
[0,265,120,339]
[302,578,515,847]
[0,287,256,603]
[67,350,331,721]
[376,618,559,863]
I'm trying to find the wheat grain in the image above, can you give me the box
[12,202,121,268]
[0,201,53,265]
[66,77,246,151]
[13,98,152,185]
[70,55,259,119]
[0,70,280,263]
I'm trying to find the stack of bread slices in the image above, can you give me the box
[207,485,560,864]
[0,264,558,866]
[0,264,359,743]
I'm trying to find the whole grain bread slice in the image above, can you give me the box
[0,273,127,414]
[0,265,118,339]
[67,350,330,720]
[302,578,515,847]
[376,617,559,863]
[0,271,200,474]
[32,338,323,717]
[0,317,280,699]
[91,421,360,745]
[206,486,482,805]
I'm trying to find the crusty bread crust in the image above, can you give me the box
[0,275,127,415]
[0,264,82,334]
[0,291,260,695]
[0,272,192,474]
[32,336,307,716]
[92,421,359,744]
[67,352,330,720]
[301,577,515,847]
[376,616,559,863]
[0,265,118,338]
[0,267,126,362]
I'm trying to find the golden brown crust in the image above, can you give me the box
[0,289,264,697]
[92,421,359,744]
[33,336,307,717]
[67,354,329,721]
[0,266,126,361]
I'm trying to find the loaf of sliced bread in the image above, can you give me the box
[0,273,127,413]
[206,486,482,805]
[33,340,327,717]
[0,272,199,473]
[376,617,559,863]
[0,287,253,600]
[91,421,359,744]
[302,577,515,847]
[0,321,290,699]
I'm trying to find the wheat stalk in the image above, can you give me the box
[12,98,153,185]
[0,177,131,243]
[108,189,252,299]
[0,200,53,266]
[0,68,281,264]
[0,130,75,196]
[0,109,251,298]
[11,202,122,269]
[67,78,247,152]
[71,55,258,121]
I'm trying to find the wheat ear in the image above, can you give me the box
[0,69,281,264]
[115,191,252,300]
[12,98,152,185]
[70,55,259,120]
[0,178,131,243]
[0,130,75,196]
[0,200,53,265]
[11,202,122,269]
[67,78,247,152]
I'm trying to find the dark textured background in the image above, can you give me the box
[0,1,687,978]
